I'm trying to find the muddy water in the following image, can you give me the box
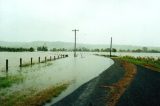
[0,52,114,105]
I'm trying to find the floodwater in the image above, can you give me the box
[0,52,159,105]
[0,52,114,105]
[0,52,60,73]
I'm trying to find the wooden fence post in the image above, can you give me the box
[20,58,22,67]
[6,59,8,72]
[31,57,33,65]
[45,57,47,62]
[39,57,40,63]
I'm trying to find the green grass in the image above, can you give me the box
[97,54,160,72]
[0,75,24,89]
[0,83,70,106]
[118,56,160,72]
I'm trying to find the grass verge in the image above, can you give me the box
[0,83,69,106]
[118,56,160,72]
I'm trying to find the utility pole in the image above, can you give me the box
[110,37,112,57]
[72,29,79,57]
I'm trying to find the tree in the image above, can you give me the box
[37,46,48,51]
[52,48,57,51]
[142,47,148,52]
[29,47,34,52]
[112,48,117,52]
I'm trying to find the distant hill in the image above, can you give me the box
[0,41,160,51]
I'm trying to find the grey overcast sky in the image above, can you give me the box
[0,0,160,46]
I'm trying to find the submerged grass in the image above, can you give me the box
[0,83,69,106]
[20,62,36,67]
[40,60,46,63]
[45,62,53,66]
[0,75,23,89]
[20,59,52,67]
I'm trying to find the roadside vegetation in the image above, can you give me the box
[0,83,70,106]
[118,56,160,72]
[97,54,160,72]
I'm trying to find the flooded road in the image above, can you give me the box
[45,54,114,105]
[0,52,114,105]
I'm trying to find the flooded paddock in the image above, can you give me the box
[0,52,114,105]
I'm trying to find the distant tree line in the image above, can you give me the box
[50,47,117,52]
[49,47,160,53]
[1,45,159,53]
[91,48,117,52]
[51,48,67,51]
[119,47,160,53]
[0,46,34,52]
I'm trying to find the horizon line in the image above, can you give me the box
[0,40,160,48]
